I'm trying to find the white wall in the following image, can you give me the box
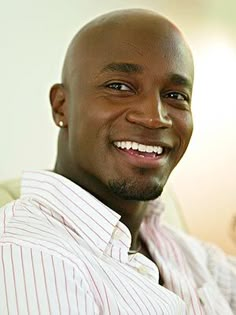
[1,0,235,254]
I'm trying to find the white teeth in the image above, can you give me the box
[138,144,146,152]
[146,146,154,153]
[126,141,132,150]
[114,141,164,155]
[132,142,138,150]
[121,142,126,149]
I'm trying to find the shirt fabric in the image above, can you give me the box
[0,170,235,315]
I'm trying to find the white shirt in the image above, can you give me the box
[0,170,235,315]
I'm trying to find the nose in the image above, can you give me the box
[125,94,172,129]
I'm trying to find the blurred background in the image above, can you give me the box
[0,0,235,254]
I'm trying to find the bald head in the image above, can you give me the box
[61,9,193,86]
[52,8,194,203]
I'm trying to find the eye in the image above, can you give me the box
[106,82,131,91]
[162,91,191,110]
[164,91,189,101]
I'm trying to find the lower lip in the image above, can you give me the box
[114,146,168,168]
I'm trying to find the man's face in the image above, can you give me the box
[65,24,194,201]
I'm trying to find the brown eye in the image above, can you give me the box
[165,92,188,101]
[106,83,131,91]
[162,91,191,110]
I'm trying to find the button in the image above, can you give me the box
[113,230,122,240]
[113,234,120,240]
[137,266,148,275]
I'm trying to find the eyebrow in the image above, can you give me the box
[168,73,193,90]
[101,62,144,74]
[100,63,193,89]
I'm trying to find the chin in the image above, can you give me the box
[108,178,164,201]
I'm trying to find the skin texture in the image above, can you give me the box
[50,9,194,250]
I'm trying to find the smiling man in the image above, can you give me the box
[0,8,235,315]
[51,9,194,252]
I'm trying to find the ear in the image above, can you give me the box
[49,83,68,128]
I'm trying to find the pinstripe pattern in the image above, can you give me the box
[0,171,235,314]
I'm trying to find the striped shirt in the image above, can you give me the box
[0,170,235,315]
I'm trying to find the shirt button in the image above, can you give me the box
[113,231,122,240]
[137,266,148,275]
[113,234,119,240]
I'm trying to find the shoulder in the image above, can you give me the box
[163,223,236,298]
[0,197,89,265]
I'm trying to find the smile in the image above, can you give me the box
[113,141,164,156]
[113,140,170,168]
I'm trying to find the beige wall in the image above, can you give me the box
[0,0,235,254]
[170,33,236,255]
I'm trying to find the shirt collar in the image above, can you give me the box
[21,170,164,257]
[21,170,124,254]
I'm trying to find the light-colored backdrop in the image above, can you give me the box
[1,0,235,254]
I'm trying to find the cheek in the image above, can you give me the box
[68,105,109,165]
[172,111,193,154]
[175,110,193,135]
[184,114,194,142]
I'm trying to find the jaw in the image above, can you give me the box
[108,173,164,201]
[103,146,172,201]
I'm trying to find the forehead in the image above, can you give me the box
[71,20,194,83]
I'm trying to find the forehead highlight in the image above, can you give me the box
[62,9,194,85]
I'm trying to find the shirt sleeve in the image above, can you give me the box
[201,242,236,313]
[0,244,99,315]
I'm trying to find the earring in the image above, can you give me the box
[58,121,64,127]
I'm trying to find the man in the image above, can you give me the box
[0,8,235,315]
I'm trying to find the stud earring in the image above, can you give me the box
[58,121,64,127]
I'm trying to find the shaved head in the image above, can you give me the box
[50,7,194,253]
[61,9,193,87]
[51,8,194,213]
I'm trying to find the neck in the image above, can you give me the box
[116,201,148,250]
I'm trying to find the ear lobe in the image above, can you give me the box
[50,83,68,127]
